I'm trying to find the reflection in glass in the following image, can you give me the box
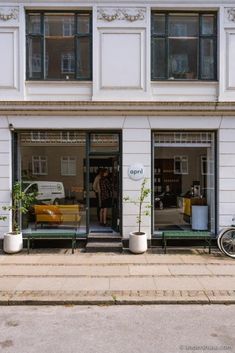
[169,39,197,79]
[152,38,166,79]
[20,131,87,234]
[28,37,42,79]
[27,14,41,34]
[152,14,165,35]
[169,14,198,37]
[201,15,215,35]
[76,37,90,79]
[77,14,90,33]
[200,39,214,79]
[154,132,215,233]
[90,134,119,153]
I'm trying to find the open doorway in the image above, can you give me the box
[88,155,120,233]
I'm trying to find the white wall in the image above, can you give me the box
[0,117,12,236]
[0,2,234,102]
[219,7,235,101]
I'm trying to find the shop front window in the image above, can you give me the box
[20,131,87,234]
[154,131,216,233]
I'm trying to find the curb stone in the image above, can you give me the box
[0,290,235,305]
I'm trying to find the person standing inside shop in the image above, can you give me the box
[93,168,102,221]
[99,168,112,226]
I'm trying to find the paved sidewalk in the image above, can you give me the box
[0,248,235,305]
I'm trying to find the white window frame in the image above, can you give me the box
[201,156,214,175]
[61,156,76,176]
[61,53,75,74]
[174,156,188,175]
[31,132,47,142]
[32,156,48,175]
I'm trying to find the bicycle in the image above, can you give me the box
[217,220,235,258]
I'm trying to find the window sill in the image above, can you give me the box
[25,80,92,84]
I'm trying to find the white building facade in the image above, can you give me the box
[0,0,235,242]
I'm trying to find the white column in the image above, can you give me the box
[219,117,235,229]
[122,116,151,239]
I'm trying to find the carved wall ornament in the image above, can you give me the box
[227,8,235,22]
[0,8,19,21]
[97,8,146,22]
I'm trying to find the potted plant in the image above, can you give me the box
[124,178,151,254]
[0,182,36,254]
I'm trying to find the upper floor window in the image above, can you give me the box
[151,12,217,81]
[26,11,92,80]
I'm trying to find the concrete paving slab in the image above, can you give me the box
[1,255,43,264]
[206,265,235,275]
[47,265,130,277]
[168,265,212,276]
[110,254,147,264]
[110,277,156,291]
[154,277,204,291]
[181,254,235,264]
[198,277,235,291]
[129,265,171,276]
[15,278,65,291]
[62,277,110,291]
[70,254,113,265]
[0,278,23,291]
[0,265,50,276]
[146,254,184,264]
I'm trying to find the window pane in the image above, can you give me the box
[76,37,91,79]
[201,15,215,35]
[90,134,119,153]
[77,14,90,34]
[200,38,215,79]
[45,37,75,79]
[169,15,198,37]
[169,39,198,79]
[27,14,41,34]
[152,38,166,79]
[27,37,42,79]
[44,14,74,36]
[152,14,165,35]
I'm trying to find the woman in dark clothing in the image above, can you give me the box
[99,168,112,226]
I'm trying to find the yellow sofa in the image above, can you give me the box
[34,204,81,228]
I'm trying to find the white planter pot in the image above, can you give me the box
[3,232,23,254]
[129,231,147,254]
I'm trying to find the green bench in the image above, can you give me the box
[23,229,85,254]
[162,231,212,254]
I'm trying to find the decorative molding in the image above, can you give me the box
[0,8,19,22]
[227,8,235,22]
[97,8,146,22]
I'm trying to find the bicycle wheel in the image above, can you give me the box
[220,228,235,258]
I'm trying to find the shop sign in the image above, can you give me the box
[128,164,145,181]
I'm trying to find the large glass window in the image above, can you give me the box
[26,11,92,80]
[19,131,121,236]
[151,12,217,80]
[154,132,216,233]
[20,131,87,233]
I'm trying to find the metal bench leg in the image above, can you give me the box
[209,239,211,254]
[27,237,30,254]
[164,238,167,254]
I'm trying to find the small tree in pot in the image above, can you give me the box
[124,178,151,254]
[0,182,36,254]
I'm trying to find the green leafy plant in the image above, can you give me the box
[0,182,36,234]
[124,178,151,234]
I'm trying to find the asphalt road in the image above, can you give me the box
[0,305,234,353]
